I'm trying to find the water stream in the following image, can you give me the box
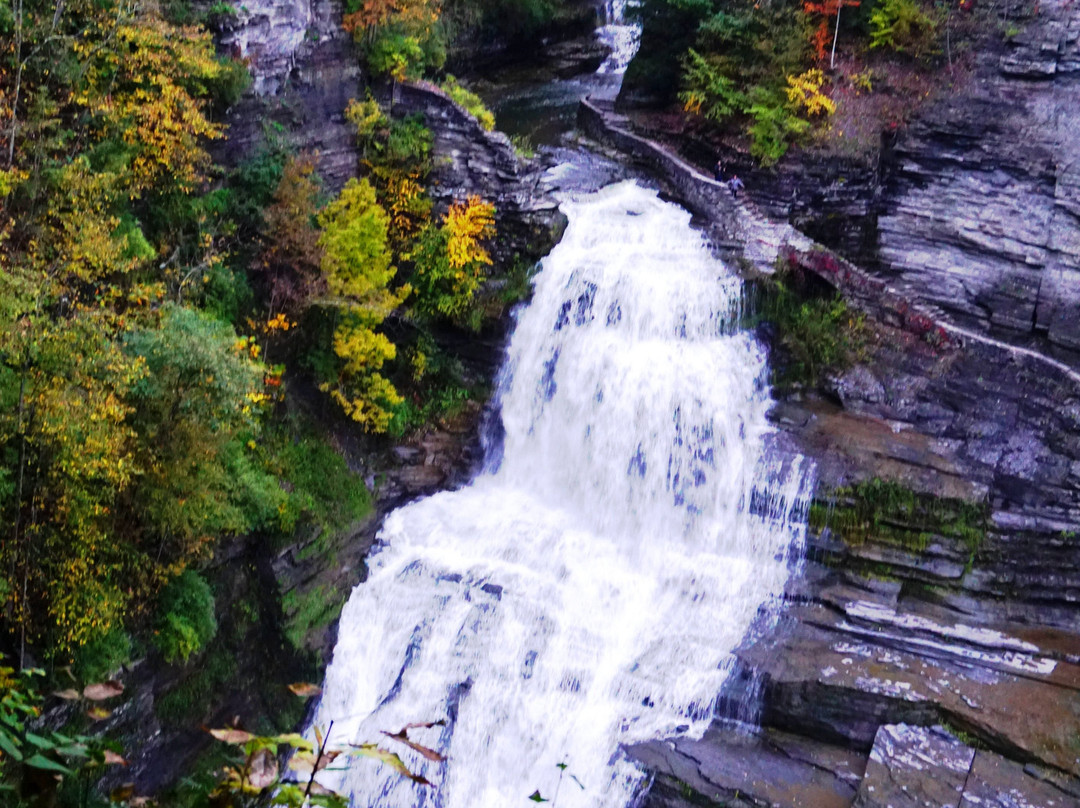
[309,9,812,806]
[310,182,813,807]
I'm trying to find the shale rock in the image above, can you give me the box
[876,0,1080,360]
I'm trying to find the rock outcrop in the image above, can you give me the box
[392,82,566,264]
[215,0,362,190]
[583,2,1080,800]
[877,0,1080,360]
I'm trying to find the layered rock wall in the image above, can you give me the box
[877,0,1080,360]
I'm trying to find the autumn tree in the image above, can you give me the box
[410,196,496,326]
[343,0,446,83]
[258,155,326,315]
[803,0,860,65]
[316,178,410,432]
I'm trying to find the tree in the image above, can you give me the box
[316,178,409,432]
[803,0,860,64]
[258,155,326,316]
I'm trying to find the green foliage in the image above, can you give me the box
[510,133,536,159]
[369,31,428,80]
[384,115,434,167]
[317,178,410,432]
[677,4,818,164]
[207,56,253,111]
[745,87,810,164]
[72,626,132,683]
[408,196,496,326]
[265,425,373,536]
[758,269,866,383]
[679,49,746,123]
[440,75,496,131]
[869,0,937,55]
[125,305,280,554]
[0,664,120,804]
[387,337,484,437]
[809,477,988,554]
[153,570,218,664]
[281,585,346,651]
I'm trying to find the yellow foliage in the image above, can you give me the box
[445,196,495,270]
[78,17,224,196]
[345,95,387,139]
[786,69,837,116]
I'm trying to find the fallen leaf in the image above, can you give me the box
[287,682,322,698]
[208,728,255,745]
[86,706,112,721]
[83,681,124,701]
[381,729,445,763]
[288,749,339,774]
[528,790,549,802]
[109,784,135,802]
[347,744,433,786]
[103,750,128,766]
[246,748,278,790]
[53,689,81,701]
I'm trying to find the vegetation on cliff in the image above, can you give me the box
[0,0,509,724]
[625,0,1003,162]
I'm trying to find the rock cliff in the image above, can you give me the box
[584,0,1080,798]
[877,0,1080,362]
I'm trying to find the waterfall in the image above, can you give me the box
[310,182,812,808]
[596,0,640,75]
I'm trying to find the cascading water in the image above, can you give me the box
[310,182,813,808]
[595,0,640,76]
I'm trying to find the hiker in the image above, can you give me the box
[713,160,724,182]
[728,175,745,199]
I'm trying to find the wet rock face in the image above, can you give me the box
[392,82,567,264]
[216,0,362,191]
[877,0,1080,360]
[854,725,1080,808]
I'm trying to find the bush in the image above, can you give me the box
[72,626,132,682]
[759,269,866,384]
[272,430,373,535]
[869,0,938,56]
[208,56,252,112]
[153,571,218,664]
[440,75,495,131]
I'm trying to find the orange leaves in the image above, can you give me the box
[259,155,325,314]
[344,0,402,35]
[803,0,860,60]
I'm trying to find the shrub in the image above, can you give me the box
[208,56,252,112]
[153,570,218,664]
[440,75,496,131]
[869,0,938,56]
[745,87,810,165]
[759,268,867,384]
[72,626,132,682]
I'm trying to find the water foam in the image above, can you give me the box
[311,182,811,808]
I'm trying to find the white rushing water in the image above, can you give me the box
[311,182,812,808]
[596,0,640,75]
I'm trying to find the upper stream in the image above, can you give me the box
[311,182,813,807]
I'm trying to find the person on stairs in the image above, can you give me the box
[727,175,745,199]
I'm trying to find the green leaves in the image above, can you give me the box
[152,570,217,664]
